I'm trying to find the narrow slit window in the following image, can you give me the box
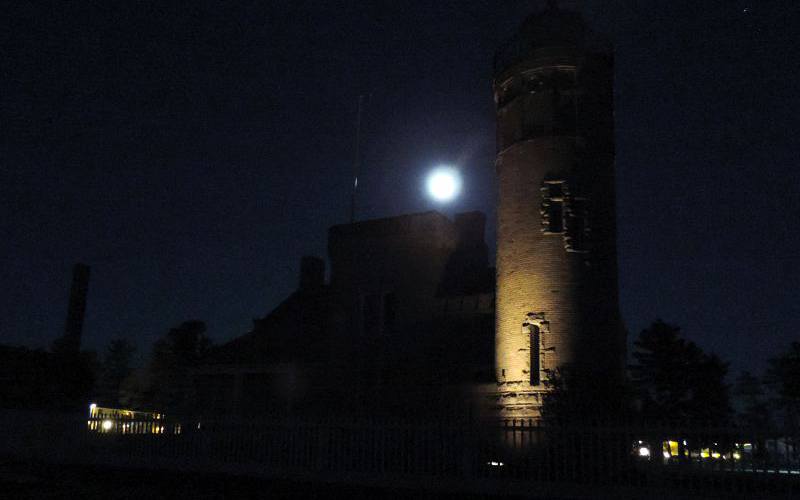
[530,325,540,386]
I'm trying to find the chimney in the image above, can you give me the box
[298,256,325,291]
[61,263,91,353]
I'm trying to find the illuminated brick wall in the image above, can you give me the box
[492,7,624,418]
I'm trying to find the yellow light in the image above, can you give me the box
[711,451,721,459]
[665,440,679,456]
[102,419,113,431]
[733,452,741,460]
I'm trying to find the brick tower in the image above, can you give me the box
[492,3,624,418]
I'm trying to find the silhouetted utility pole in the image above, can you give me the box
[350,95,364,224]
[59,263,91,353]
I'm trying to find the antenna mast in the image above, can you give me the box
[349,95,364,224]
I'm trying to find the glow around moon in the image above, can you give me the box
[426,167,462,202]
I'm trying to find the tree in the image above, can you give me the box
[118,368,150,410]
[540,365,634,426]
[764,342,800,430]
[538,365,634,481]
[49,347,98,411]
[0,345,53,409]
[734,371,771,429]
[95,338,136,406]
[690,352,731,424]
[630,320,731,425]
[734,370,772,461]
[142,320,211,415]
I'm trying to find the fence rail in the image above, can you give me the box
[1,409,798,497]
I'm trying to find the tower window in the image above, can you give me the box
[542,181,591,252]
[530,325,540,386]
[548,201,564,233]
[565,197,590,253]
[541,181,566,234]
[522,312,550,387]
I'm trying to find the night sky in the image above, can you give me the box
[2,0,798,375]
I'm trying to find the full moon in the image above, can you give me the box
[426,167,461,202]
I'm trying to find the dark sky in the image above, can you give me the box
[2,0,798,375]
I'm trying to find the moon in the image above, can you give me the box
[426,167,462,202]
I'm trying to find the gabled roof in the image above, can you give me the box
[200,287,327,366]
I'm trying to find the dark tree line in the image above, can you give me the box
[763,342,800,430]
[94,338,136,405]
[542,319,799,430]
[630,320,731,425]
[0,319,212,415]
[118,320,211,416]
[0,345,95,410]
[1,314,797,429]
[81,320,212,415]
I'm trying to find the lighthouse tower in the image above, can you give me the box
[492,3,624,418]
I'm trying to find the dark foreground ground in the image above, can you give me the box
[4,459,791,499]
[0,461,537,500]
